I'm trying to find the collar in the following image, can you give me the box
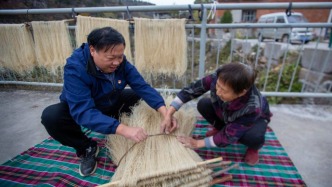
[86,55,101,77]
[226,86,253,111]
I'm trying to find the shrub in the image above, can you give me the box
[257,62,302,104]
[220,10,233,32]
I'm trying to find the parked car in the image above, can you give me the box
[256,12,313,44]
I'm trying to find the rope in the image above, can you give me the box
[126,6,132,20]
[285,2,293,17]
[116,133,177,166]
[207,1,218,20]
[198,4,204,21]
[188,4,193,20]
[71,8,76,18]
[26,9,29,21]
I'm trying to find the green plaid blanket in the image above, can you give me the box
[0,117,305,186]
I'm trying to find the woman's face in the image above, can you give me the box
[90,44,125,73]
[215,79,246,102]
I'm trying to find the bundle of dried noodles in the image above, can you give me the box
[104,95,213,187]
[134,18,187,78]
[31,20,73,75]
[0,24,36,73]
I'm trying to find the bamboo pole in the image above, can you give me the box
[209,174,233,186]
[212,163,239,178]
[197,157,223,166]
[207,160,232,169]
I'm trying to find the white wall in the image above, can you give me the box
[231,10,242,23]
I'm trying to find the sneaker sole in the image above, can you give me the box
[78,146,100,177]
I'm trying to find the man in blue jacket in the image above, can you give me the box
[41,27,175,177]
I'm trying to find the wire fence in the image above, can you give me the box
[0,2,332,104]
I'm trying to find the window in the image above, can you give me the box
[258,17,266,23]
[266,17,274,23]
[242,10,256,22]
[287,15,308,23]
[276,16,285,23]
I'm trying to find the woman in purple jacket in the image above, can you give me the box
[41,27,175,177]
[164,62,272,166]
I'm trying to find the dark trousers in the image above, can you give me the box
[197,97,268,150]
[41,89,140,156]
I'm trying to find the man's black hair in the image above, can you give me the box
[87,27,126,52]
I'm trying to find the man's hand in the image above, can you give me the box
[160,116,178,134]
[116,124,148,143]
[159,106,178,134]
[177,135,205,149]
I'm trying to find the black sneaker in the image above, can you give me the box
[79,144,99,177]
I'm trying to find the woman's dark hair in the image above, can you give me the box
[216,62,257,94]
[87,27,126,52]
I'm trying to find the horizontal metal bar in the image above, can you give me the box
[0,3,332,15]
[260,92,332,98]
[67,23,332,30]
[1,81,331,98]
[187,23,332,29]
[0,81,63,87]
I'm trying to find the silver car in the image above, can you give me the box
[256,12,313,44]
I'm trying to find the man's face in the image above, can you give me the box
[90,44,125,73]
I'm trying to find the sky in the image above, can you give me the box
[147,0,195,5]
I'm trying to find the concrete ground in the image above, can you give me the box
[0,88,331,187]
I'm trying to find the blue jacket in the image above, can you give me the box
[59,43,165,134]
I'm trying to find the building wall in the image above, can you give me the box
[232,10,242,22]
[216,0,331,23]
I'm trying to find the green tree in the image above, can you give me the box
[220,10,233,24]
[219,10,233,32]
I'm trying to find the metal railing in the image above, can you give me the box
[0,2,332,102]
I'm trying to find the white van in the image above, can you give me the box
[256,12,313,43]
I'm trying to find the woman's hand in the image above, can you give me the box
[177,135,205,149]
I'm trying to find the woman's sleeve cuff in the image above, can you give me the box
[204,136,217,148]
[170,97,184,111]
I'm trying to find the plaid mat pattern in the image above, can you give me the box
[0,117,305,186]
[193,117,306,187]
